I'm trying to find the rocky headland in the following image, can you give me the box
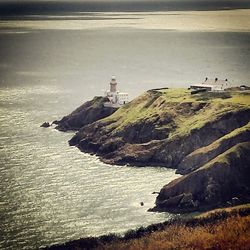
[55,88,250,213]
[54,96,118,131]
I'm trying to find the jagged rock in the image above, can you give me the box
[153,142,250,213]
[55,96,118,131]
[176,124,250,175]
[41,122,50,128]
[158,194,184,208]
[178,193,196,209]
[231,197,241,206]
[52,120,59,125]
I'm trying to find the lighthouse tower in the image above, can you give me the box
[104,76,129,108]
[110,76,117,92]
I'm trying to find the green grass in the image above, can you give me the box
[200,141,250,169]
[157,88,196,102]
[100,89,250,139]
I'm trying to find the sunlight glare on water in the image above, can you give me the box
[0,85,177,249]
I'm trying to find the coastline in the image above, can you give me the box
[51,87,250,214]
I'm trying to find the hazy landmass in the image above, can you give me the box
[0,0,250,18]
[0,9,250,32]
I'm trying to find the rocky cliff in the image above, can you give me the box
[57,88,250,212]
[153,142,250,212]
[69,90,250,165]
[54,96,118,131]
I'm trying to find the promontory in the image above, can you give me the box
[54,88,250,213]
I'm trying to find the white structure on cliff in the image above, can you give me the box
[190,78,231,92]
[104,76,129,108]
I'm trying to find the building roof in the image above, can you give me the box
[202,78,229,86]
[191,78,231,88]
[190,84,214,88]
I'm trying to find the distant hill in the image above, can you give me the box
[1,0,250,19]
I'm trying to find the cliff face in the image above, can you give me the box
[176,122,250,175]
[153,142,250,212]
[58,88,250,212]
[54,96,118,131]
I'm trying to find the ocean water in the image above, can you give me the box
[0,84,178,250]
[0,12,250,250]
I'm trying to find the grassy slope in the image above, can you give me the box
[83,89,249,167]
[102,89,250,140]
[98,205,250,250]
[46,204,250,250]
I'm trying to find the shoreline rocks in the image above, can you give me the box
[40,121,50,128]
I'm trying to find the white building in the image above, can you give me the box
[104,77,129,108]
[190,78,230,92]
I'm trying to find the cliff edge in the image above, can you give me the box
[54,96,118,131]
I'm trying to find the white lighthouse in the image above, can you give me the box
[110,76,117,92]
[104,76,129,108]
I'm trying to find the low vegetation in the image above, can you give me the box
[46,204,250,250]
[101,89,250,139]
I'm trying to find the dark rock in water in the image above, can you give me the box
[231,197,241,206]
[41,122,50,128]
[52,120,59,125]
[55,96,118,132]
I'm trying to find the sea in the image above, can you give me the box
[0,10,250,250]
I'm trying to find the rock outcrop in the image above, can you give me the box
[152,142,250,213]
[176,122,250,175]
[54,96,118,131]
[41,122,50,128]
